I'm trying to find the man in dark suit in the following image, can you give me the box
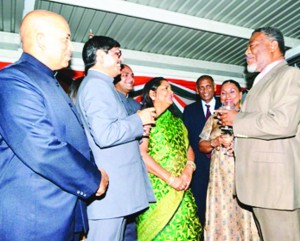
[183,75,221,233]
[0,10,108,241]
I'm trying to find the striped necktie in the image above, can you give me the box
[205,104,211,120]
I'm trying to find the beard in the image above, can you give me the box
[247,63,257,73]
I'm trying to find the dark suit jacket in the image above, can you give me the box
[0,53,101,241]
[183,97,221,224]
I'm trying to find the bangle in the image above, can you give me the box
[186,160,196,171]
[168,174,176,186]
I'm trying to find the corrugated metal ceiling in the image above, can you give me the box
[1,0,300,85]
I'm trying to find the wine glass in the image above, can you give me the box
[219,100,235,155]
[220,100,236,111]
[219,100,235,135]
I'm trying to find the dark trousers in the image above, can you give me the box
[124,214,137,241]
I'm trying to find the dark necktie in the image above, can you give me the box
[205,104,212,159]
[205,104,211,120]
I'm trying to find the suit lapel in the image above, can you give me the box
[243,61,287,111]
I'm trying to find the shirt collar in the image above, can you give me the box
[253,59,285,86]
[201,97,216,115]
[20,52,55,77]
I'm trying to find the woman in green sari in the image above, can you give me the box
[136,77,202,241]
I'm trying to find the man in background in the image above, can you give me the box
[114,64,141,241]
[114,64,141,115]
[0,10,108,241]
[183,75,221,236]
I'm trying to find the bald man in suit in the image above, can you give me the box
[0,10,108,241]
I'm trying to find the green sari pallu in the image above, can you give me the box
[136,110,202,241]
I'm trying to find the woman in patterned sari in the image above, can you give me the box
[199,80,259,241]
[136,77,202,241]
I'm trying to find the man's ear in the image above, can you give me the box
[36,32,45,50]
[270,41,278,52]
[95,49,105,64]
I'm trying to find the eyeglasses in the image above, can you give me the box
[103,49,122,58]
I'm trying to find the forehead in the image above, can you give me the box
[198,78,213,86]
[221,82,238,91]
[110,47,120,51]
[122,65,133,73]
[159,80,169,86]
[249,32,268,44]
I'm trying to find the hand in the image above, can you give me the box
[137,107,156,125]
[215,109,238,126]
[142,124,152,137]
[180,168,193,191]
[95,168,109,197]
[220,134,233,148]
[211,136,221,148]
[226,141,234,157]
[169,176,186,191]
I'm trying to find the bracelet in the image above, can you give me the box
[186,160,196,171]
[168,174,176,186]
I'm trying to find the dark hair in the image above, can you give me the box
[142,77,179,117]
[196,75,214,86]
[82,35,121,74]
[113,64,127,85]
[69,76,84,104]
[141,77,166,109]
[221,79,242,92]
[252,27,285,55]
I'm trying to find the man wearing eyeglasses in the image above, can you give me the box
[76,36,156,241]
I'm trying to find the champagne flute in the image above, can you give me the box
[219,100,235,155]
[219,100,235,133]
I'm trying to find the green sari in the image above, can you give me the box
[136,110,202,241]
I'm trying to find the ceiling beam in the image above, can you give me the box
[49,0,300,48]
[286,45,300,60]
[0,32,245,85]
[71,40,244,80]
